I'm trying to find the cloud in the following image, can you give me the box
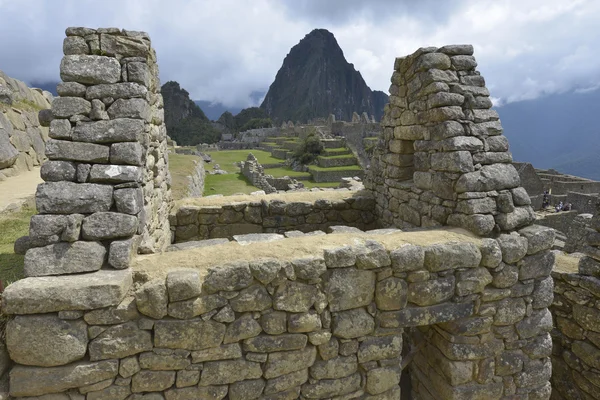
[0,0,598,109]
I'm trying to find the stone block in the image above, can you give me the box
[107,98,151,121]
[154,320,226,350]
[114,187,143,215]
[72,118,145,143]
[135,279,168,319]
[229,379,265,400]
[480,238,502,267]
[383,302,474,328]
[110,142,144,166]
[376,277,407,310]
[40,160,77,182]
[274,280,318,313]
[288,312,321,333]
[165,386,228,400]
[191,343,242,363]
[265,369,308,395]
[260,311,288,335]
[89,322,152,361]
[390,244,424,272]
[224,315,262,343]
[300,372,361,399]
[82,212,138,240]
[264,346,316,379]
[408,276,455,306]
[326,268,375,312]
[323,245,357,268]
[430,151,474,173]
[423,242,481,272]
[332,308,374,339]
[131,370,175,393]
[56,82,87,97]
[46,139,110,163]
[518,251,554,280]
[84,295,138,325]
[3,269,132,314]
[166,269,202,302]
[108,236,139,269]
[86,82,147,100]
[243,334,307,353]
[36,182,113,214]
[9,360,118,397]
[496,206,535,231]
[200,359,263,385]
[494,298,526,326]
[309,355,357,380]
[292,256,326,280]
[138,350,191,370]
[518,225,555,255]
[7,314,87,367]
[456,267,493,296]
[24,241,106,277]
[366,366,401,395]
[203,261,252,293]
[89,164,142,183]
[357,335,402,363]
[60,55,121,84]
[29,214,83,246]
[167,294,227,319]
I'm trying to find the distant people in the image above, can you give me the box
[562,202,572,211]
[555,201,564,212]
[542,190,550,209]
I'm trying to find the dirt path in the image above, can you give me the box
[0,168,42,213]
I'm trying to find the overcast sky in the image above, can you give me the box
[0,0,598,108]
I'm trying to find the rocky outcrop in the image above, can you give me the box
[0,70,53,179]
[260,29,388,123]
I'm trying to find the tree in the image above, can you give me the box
[293,133,323,165]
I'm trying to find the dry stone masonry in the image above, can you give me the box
[366,45,535,237]
[1,34,560,400]
[21,25,172,275]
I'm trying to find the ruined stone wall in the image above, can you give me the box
[3,225,555,399]
[0,71,53,179]
[310,168,365,183]
[366,45,535,237]
[551,227,600,398]
[171,194,377,242]
[240,153,277,194]
[187,158,205,198]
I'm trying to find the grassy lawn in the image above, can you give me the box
[204,174,258,196]
[264,166,311,179]
[0,207,35,285]
[169,153,203,200]
[206,150,281,171]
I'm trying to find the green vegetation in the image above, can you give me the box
[169,118,221,146]
[319,154,357,160]
[308,165,363,172]
[233,107,270,131]
[0,207,35,285]
[265,167,311,179]
[206,150,281,170]
[204,174,258,196]
[293,133,324,164]
[240,118,272,132]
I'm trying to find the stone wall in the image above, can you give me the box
[0,70,53,179]
[566,192,598,214]
[309,168,365,183]
[187,159,205,198]
[366,45,535,237]
[3,224,555,399]
[551,235,600,398]
[171,194,377,242]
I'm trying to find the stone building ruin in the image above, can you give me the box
[0,27,597,400]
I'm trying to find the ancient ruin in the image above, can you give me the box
[0,27,597,400]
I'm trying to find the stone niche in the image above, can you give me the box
[366,45,535,237]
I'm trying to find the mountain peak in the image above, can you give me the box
[260,29,387,123]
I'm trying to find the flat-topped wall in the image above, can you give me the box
[171,191,377,242]
[3,226,555,399]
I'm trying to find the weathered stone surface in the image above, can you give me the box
[455,163,520,192]
[60,55,121,84]
[82,212,138,240]
[288,312,322,333]
[274,280,318,312]
[224,315,262,343]
[243,334,307,353]
[200,359,263,385]
[72,118,144,143]
[84,296,138,325]
[89,322,152,360]
[424,242,481,271]
[165,386,228,400]
[3,269,132,314]
[131,370,175,393]
[36,182,113,214]
[518,251,554,280]
[519,225,555,255]
[383,302,474,328]
[249,258,283,285]
[366,366,401,395]
[7,314,87,367]
[408,276,455,306]
[261,311,288,335]
[376,277,408,310]
[135,279,168,319]
[358,335,402,363]
[108,237,139,269]
[204,261,252,293]
[87,385,131,400]
[230,285,272,312]
[264,369,308,396]
[52,97,91,118]
[168,294,227,319]
[355,240,391,269]
[301,372,361,399]
[293,257,326,280]
[46,139,110,163]
[496,206,535,231]
[310,355,357,380]
[0,127,18,168]
[86,82,147,100]
[326,268,375,312]
[107,98,151,121]
[29,213,83,247]
[24,241,105,277]
[494,298,526,326]
[41,160,77,182]
[56,81,86,97]
[456,267,493,296]
[89,164,142,183]
[229,379,265,400]
[139,350,191,370]
[166,269,201,302]
[480,239,502,267]
[9,360,118,397]
[111,142,144,166]
[114,187,143,215]
[154,320,226,350]
[191,343,242,363]
[390,244,424,272]
[332,308,374,339]
[264,346,316,379]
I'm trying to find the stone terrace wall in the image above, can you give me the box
[366,45,535,237]
[0,70,53,179]
[240,153,277,194]
[551,211,600,399]
[171,194,377,242]
[2,225,555,399]
[19,25,172,279]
